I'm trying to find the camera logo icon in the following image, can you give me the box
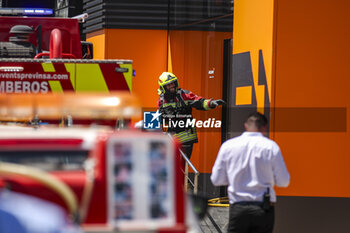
[143,110,161,129]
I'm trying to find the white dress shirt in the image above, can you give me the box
[211,132,290,204]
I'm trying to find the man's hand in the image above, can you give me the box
[209,99,226,108]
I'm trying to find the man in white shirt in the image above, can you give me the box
[211,112,290,233]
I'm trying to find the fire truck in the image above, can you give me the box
[0,13,133,94]
[0,92,205,233]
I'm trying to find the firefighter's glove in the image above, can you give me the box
[209,99,226,108]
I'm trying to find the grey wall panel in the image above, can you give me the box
[275,196,350,233]
[83,0,233,33]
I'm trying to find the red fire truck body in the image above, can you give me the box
[0,93,191,233]
[0,127,187,232]
[0,16,133,94]
[0,17,82,58]
[0,15,193,233]
[0,127,109,223]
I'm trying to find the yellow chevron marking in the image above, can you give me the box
[48,80,63,93]
[236,86,252,105]
[75,64,108,92]
[64,63,76,90]
[120,64,132,92]
[42,63,55,72]
[42,63,63,93]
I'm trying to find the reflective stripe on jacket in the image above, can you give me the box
[173,127,198,144]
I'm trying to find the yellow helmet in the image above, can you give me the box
[158,72,179,93]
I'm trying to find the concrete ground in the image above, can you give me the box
[199,206,229,233]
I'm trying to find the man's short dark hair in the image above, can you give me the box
[245,112,268,130]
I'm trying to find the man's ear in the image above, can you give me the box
[244,123,248,131]
[260,125,268,134]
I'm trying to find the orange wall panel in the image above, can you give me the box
[233,0,275,102]
[104,29,167,108]
[273,0,350,197]
[169,31,232,173]
[86,29,106,59]
[232,0,350,198]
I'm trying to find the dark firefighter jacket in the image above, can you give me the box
[157,89,212,144]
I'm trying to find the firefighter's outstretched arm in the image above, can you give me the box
[189,98,226,110]
[183,90,226,110]
[189,99,205,109]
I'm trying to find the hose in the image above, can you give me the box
[78,158,96,223]
[208,196,229,207]
[0,162,79,223]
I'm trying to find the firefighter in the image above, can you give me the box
[157,72,225,160]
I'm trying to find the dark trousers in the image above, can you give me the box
[228,203,275,233]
